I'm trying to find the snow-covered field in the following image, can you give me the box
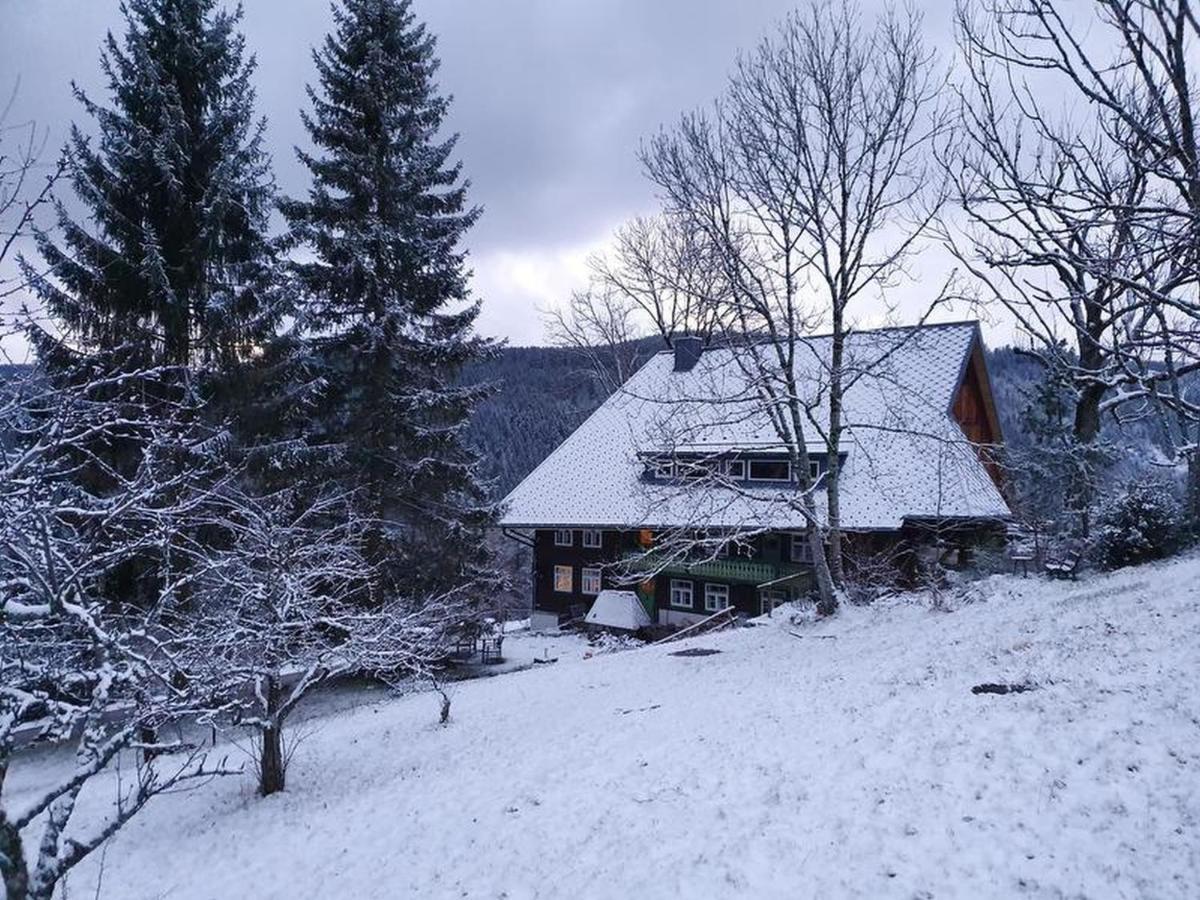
[13,554,1200,898]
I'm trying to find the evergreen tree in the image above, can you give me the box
[282,0,498,600]
[23,0,282,381]
[18,0,287,607]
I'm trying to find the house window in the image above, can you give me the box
[553,565,573,593]
[581,567,602,595]
[791,533,815,564]
[809,460,820,480]
[582,529,602,549]
[704,583,730,612]
[677,457,714,479]
[669,579,694,609]
[554,529,573,547]
[652,457,674,479]
[748,458,792,481]
[726,459,746,479]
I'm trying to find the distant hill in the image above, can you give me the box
[462,346,616,499]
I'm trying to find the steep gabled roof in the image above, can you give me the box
[500,321,1009,531]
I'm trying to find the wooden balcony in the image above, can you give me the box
[625,553,813,590]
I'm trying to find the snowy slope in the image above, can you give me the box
[13,554,1200,899]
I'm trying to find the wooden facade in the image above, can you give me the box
[532,528,816,624]
[951,342,1004,487]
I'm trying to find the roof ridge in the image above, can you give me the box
[648,320,981,355]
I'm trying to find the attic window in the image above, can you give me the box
[747,459,792,482]
[725,459,746,479]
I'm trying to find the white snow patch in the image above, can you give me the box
[12,553,1200,898]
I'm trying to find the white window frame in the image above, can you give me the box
[747,458,792,482]
[652,457,675,479]
[704,583,730,612]
[581,566,602,595]
[791,533,815,564]
[553,565,573,593]
[669,579,694,609]
[725,459,746,479]
[582,529,602,549]
[553,529,573,547]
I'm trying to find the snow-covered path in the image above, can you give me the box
[16,555,1200,898]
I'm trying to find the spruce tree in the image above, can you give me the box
[19,0,287,607]
[282,0,498,600]
[23,0,281,381]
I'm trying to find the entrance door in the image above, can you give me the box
[758,587,787,616]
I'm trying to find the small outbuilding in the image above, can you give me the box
[584,590,652,633]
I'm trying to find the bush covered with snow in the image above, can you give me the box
[1093,477,1186,569]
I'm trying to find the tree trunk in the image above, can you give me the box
[1066,314,1109,537]
[810,529,837,617]
[259,724,285,796]
[825,325,846,586]
[1188,446,1200,533]
[1,816,29,900]
[258,675,286,796]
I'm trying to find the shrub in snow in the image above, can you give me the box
[1093,478,1186,570]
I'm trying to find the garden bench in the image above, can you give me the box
[1044,548,1083,580]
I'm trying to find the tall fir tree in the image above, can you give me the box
[23,0,282,383]
[18,0,289,607]
[282,0,498,601]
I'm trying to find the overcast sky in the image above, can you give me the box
[1,0,976,351]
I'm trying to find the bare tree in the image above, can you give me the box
[545,213,728,392]
[544,284,649,394]
[639,0,949,607]
[0,362,235,900]
[952,0,1200,522]
[591,214,727,348]
[0,82,62,304]
[179,488,479,796]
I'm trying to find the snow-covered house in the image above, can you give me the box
[500,321,1009,629]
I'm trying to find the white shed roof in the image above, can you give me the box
[500,322,1009,532]
[584,590,653,632]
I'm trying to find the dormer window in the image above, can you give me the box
[676,458,714,479]
[747,459,792,482]
[645,452,827,485]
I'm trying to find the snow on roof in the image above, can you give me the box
[500,321,1010,531]
[583,590,653,632]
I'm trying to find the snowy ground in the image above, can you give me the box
[12,553,1200,898]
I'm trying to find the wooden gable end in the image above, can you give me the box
[951,338,1004,488]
